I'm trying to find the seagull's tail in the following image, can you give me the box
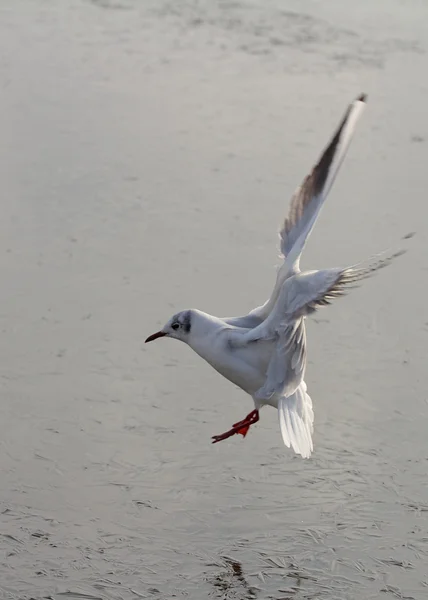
[278,381,314,459]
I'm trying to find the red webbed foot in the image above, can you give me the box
[212,409,259,444]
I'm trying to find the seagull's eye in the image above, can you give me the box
[171,322,179,331]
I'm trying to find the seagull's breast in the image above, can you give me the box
[190,333,274,395]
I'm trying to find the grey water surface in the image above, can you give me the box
[1,1,428,599]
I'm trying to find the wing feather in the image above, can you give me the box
[254,318,306,401]
[280,93,367,271]
[247,247,405,402]
[224,94,367,327]
[285,249,407,320]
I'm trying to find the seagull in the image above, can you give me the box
[145,93,405,458]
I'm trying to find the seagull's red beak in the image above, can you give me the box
[145,331,167,343]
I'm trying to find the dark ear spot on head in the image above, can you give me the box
[182,310,191,333]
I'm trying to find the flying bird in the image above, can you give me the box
[146,93,405,458]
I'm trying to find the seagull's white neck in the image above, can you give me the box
[186,310,228,349]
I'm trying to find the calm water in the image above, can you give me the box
[1,1,428,599]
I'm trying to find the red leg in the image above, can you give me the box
[232,409,259,429]
[212,410,259,444]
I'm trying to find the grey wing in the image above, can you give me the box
[282,249,407,321]
[250,269,347,402]
[254,318,306,401]
[224,93,367,329]
[221,313,264,329]
[279,93,367,273]
[248,247,406,402]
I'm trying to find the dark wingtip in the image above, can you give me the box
[357,93,368,103]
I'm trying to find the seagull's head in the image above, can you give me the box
[145,310,193,344]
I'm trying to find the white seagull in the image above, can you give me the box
[146,93,405,458]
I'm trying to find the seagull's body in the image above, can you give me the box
[183,310,273,401]
[146,94,405,458]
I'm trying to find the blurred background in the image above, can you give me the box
[0,1,427,599]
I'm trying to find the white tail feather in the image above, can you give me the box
[278,381,314,459]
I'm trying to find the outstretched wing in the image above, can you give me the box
[241,247,406,401]
[254,318,306,401]
[279,93,367,273]
[225,93,367,329]
[279,249,407,321]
